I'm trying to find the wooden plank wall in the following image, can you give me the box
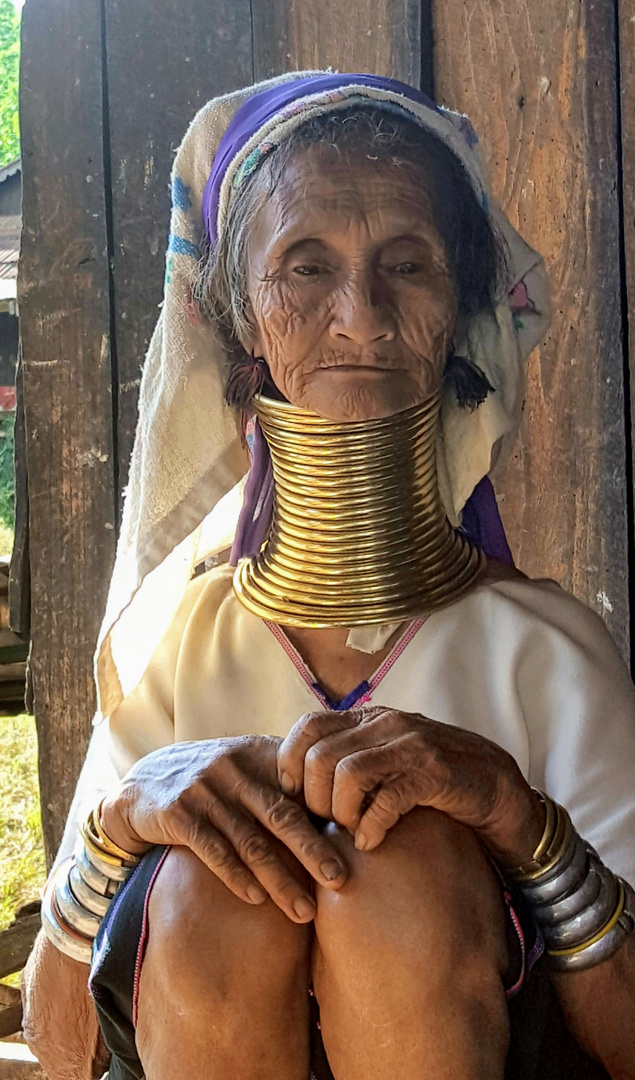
[104,0,254,494]
[251,1,421,82]
[434,0,631,660]
[618,0,635,628]
[18,0,634,859]
[19,0,117,862]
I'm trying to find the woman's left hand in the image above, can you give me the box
[277,707,544,866]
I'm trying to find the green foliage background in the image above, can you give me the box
[0,412,14,531]
[0,714,45,936]
[0,0,20,168]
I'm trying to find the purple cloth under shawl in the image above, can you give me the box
[229,428,514,568]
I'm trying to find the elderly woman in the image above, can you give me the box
[22,72,635,1080]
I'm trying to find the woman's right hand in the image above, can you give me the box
[99,735,348,923]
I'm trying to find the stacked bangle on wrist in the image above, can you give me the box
[508,790,635,972]
[41,799,141,965]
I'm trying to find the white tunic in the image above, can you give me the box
[63,565,635,883]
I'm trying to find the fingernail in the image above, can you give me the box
[320,858,344,881]
[247,884,267,904]
[293,896,316,919]
[279,771,297,794]
[355,832,368,850]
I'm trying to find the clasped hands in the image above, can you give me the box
[102,707,543,924]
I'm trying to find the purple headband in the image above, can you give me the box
[202,72,441,246]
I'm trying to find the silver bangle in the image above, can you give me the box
[82,839,132,883]
[55,861,102,939]
[69,860,113,918]
[521,831,589,905]
[549,879,635,972]
[533,852,604,928]
[40,863,94,965]
[541,862,619,949]
[75,841,119,897]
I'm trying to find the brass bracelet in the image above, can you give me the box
[93,798,141,864]
[528,790,557,866]
[507,790,556,878]
[81,833,133,882]
[80,805,139,870]
[510,797,574,885]
[79,818,125,870]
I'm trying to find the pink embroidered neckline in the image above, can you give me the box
[265,617,427,710]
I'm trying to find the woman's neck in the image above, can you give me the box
[281,559,525,701]
[283,623,406,702]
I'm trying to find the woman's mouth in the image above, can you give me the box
[321,364,399,375]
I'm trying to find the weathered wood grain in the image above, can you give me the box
[434,0,630,659]
[252,0,421,84]
[104,0,254,500]
[9,353,30,642]
[0,911,40,980]
[618,0,635,661]
[19,0,117,860]
[0,1052,45,1080]
[0,985,22,1039]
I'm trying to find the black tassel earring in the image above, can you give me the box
[225,351,267,411]
[443,350,495,411]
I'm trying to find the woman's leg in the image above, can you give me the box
[135,846,313,1080]
[313,807,510,1080]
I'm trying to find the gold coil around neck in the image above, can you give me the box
[233,392,486,627]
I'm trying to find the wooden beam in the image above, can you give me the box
[252,0,421,84]
[0,1052,45,1080]
[19,0,117,861]
[0,985,22,1040]
[9,353,30,641]
[0,908,40,980]
[618,0,635,666]
[433,0,630,659]
[103,0,254,501]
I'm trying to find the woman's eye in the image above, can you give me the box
[292,264,328,277]
[392,262,423,275]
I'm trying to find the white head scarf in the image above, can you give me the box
[94,70,551,720]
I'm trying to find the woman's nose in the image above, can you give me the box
[329,276,396,344]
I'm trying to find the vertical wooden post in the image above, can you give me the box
[103,0,254,500]
[617,0,635,668]
[19,0,117,861]
[433,0,631,660]
[252,0,421,83]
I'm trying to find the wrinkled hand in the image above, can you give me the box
[277,707,543,865]
[100,735,348,923]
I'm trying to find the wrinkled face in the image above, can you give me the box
[243,143,458,422]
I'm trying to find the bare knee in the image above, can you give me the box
[313,810,510,1078]
[146,846,312,992]
[315,807,508,973]
[137,848,313,1077]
